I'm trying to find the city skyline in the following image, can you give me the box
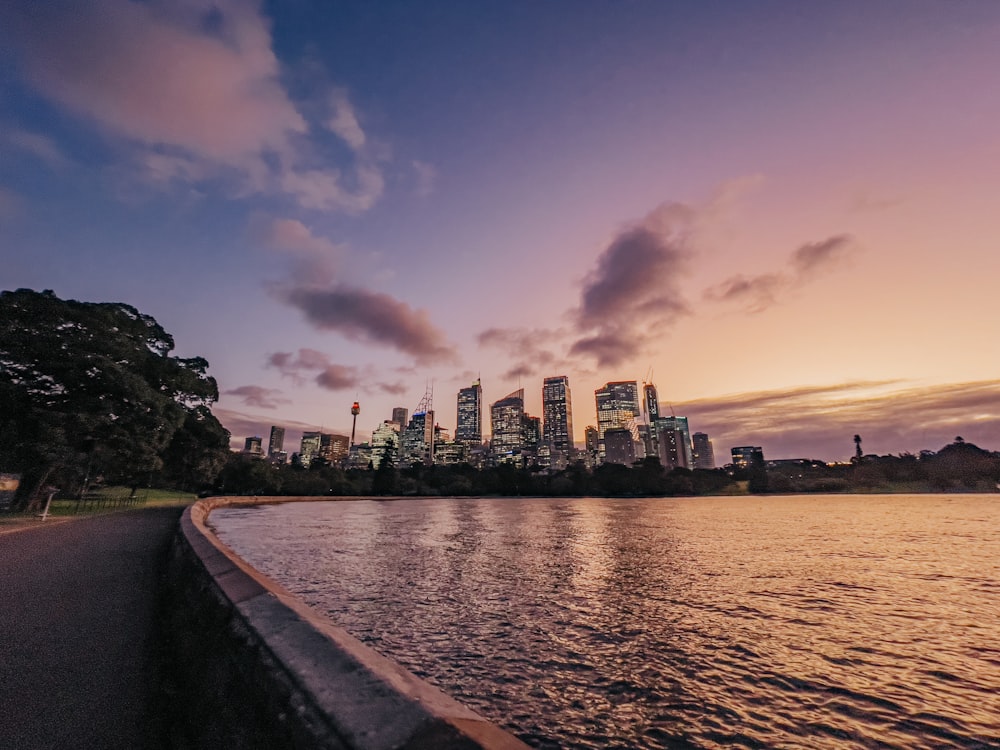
[2,2,999,462]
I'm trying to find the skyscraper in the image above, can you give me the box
[653,415,692,469]
[391,407,408,432]
[268,426,285,456]
[542,375,574,465]
[490,388,525,462]
[300,431,321,466]
[692,432,716,469]
[595,381,640,460]
[243,436,263,455]
[456,379,482,447]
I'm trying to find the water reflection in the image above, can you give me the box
[213,495,1000,749]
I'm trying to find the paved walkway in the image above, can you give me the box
[0,508,183,750]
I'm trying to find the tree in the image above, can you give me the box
[0,289,225,510]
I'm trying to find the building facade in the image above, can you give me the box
[692,432,716,469]
[595,381,640,461]
[267,426,285,456]
[456,379,483,447]
[490,388,525,462]
[542,375,574,467]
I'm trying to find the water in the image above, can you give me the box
[212,495,1000,749]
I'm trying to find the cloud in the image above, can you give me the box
[703,234,855,313]
[256,217,340,284]
[675,380,1000,462]
[477,326,563,381]
[223,385,291,409]
[315,363,361,391]
[327,89,366,152]
[791,234,853,276]
[570,202,695,367]
[5,128,69,168]
[266,347,405,395]
[276,285,456,364]
[1,0,385,213]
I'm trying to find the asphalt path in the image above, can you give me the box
[0,508,183,750]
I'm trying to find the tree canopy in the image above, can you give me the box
[0,288,230,510]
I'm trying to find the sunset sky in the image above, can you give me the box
[2,1,999,462]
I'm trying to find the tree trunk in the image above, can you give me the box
[11,465,54,513]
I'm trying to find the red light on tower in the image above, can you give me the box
[350,401,360,447]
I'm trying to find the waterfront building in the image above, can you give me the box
[604,428,637,465]
[267,426,285,456]
[583,425,600,468]
[542,375,574,468]
[371,420,400,468]
[456,379,483,447]
[595,381,640,461]
[300,431,321,466]
[346,442,373,470]
[400,410,435,466]
[434,440,466,466]
[692,432,716,469]
[653,416,692,469]
[391,407,408,432]
[319,433,349,463]
[731,446,765,470]
[490,388,525,462]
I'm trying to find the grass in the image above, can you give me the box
[0,486,197,527]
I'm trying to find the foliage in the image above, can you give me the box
[0,288,230,510]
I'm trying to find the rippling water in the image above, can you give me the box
[212,495,1000,749]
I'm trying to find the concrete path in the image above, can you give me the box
[0,508,183,750]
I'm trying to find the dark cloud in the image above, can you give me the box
[478,326,561,381]
[277,284,456,364]
[791,234,853,276]
[315,364,361,391]
[570,202,694,367]
[675,380,1000,462]
[703,234,855,313]
[223,385,291,410]
[702,273,784,312]
[266,347,402,395]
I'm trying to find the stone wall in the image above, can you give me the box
[166,497,529,750]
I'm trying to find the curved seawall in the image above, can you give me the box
[167,496,529,750]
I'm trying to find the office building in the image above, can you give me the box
[604,428,637,465]
[242,436,263,455]
[400,410,435,466]
[731,446,765,470]
[542,375,574,466]
[391,407,408,432]
[456,379,483,447]
[300,431,321,466]
[490,388,525,461]
[653,416,692,469]
[371,420,400,468]
[595,381,640,460]
[267,426,285,456]
[692,432,716,469]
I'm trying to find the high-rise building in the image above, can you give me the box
[542,375,574,466]
[400,410,435,466]
[692,432,716,469]
[243,436,263,455]
[371,420,400,468]
[267,426,285,456]
[604,428,637,465]
[653,416,692,469]
[643,382,660,422]
[319,433,349,463]
[595,381,640,460]
[456,379,482,447]
[583,425,600,469]
[731,446,764,470]
[490,388,525,462]
[391,407,408,432]
[300,431,321,466]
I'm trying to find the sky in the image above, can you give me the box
[2,0,999,462]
